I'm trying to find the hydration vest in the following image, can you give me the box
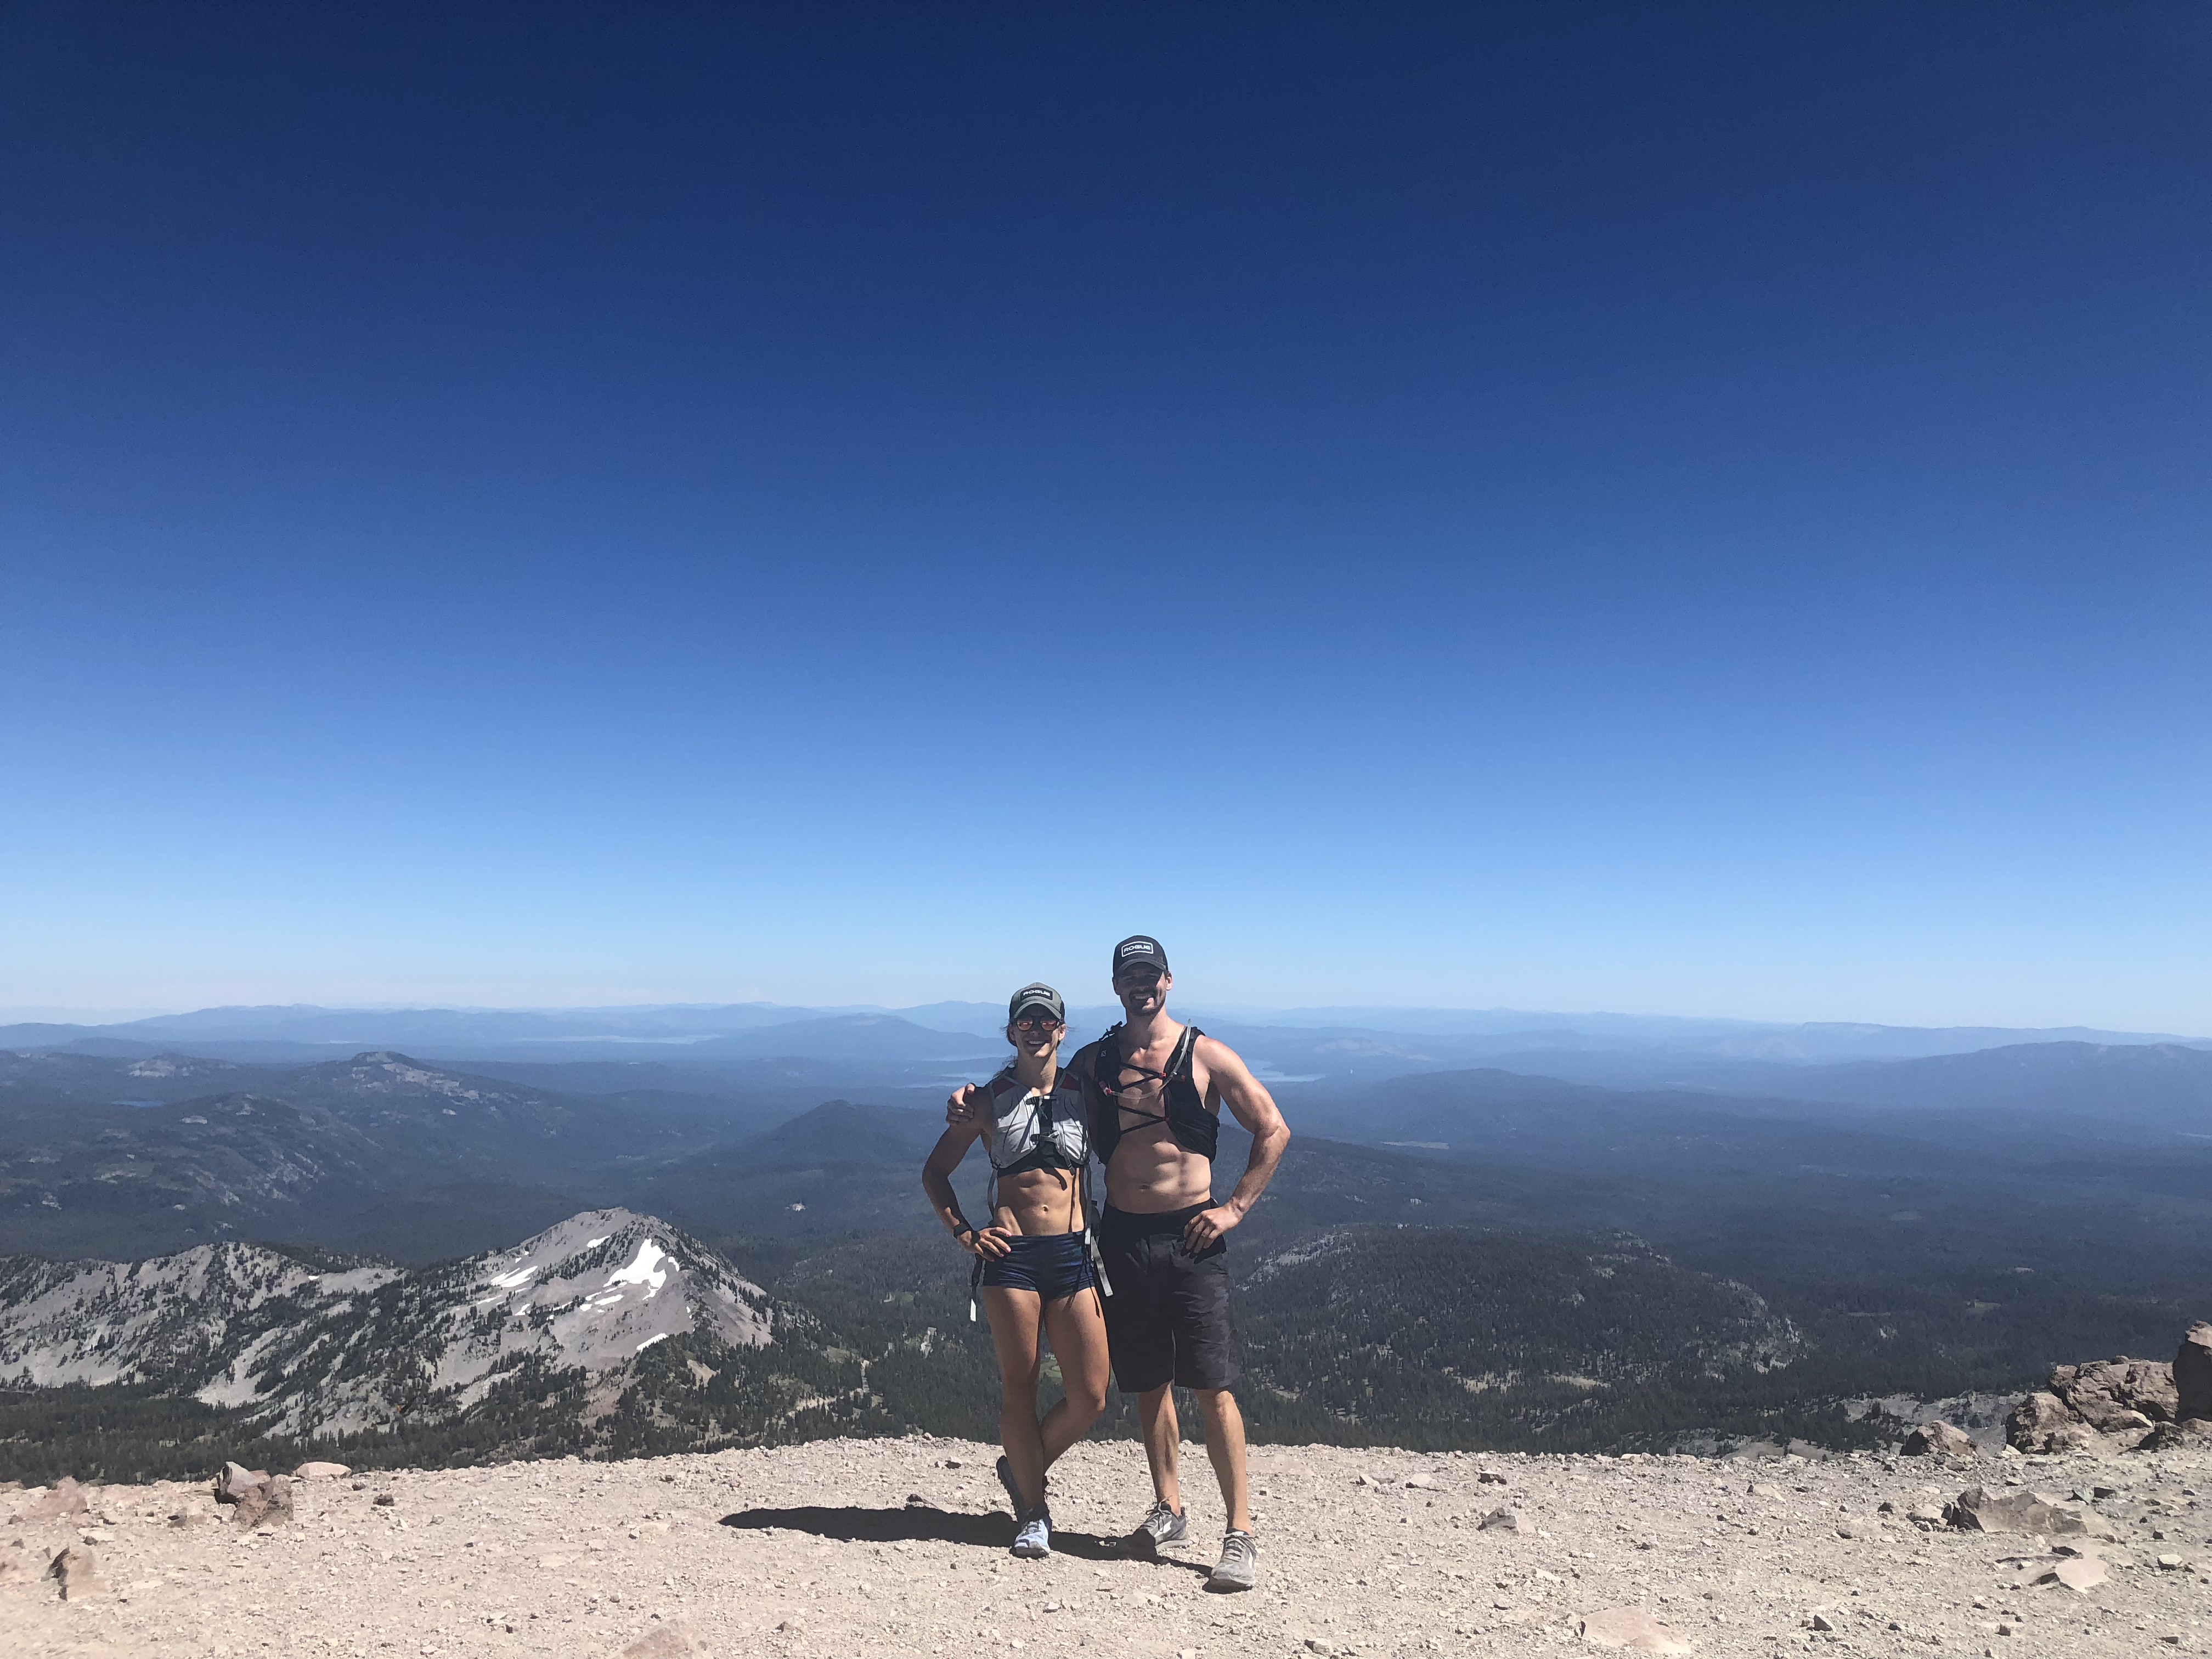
[967,1064,1110,1323]
[1087,1022,1219,1165]
[983,1067,1090,1178]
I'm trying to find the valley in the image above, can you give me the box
[1,1010,2207,1482]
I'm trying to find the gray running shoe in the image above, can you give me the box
[1011,1507,1052,1559]
[1123,1497,1188,1555]
[1206,1529,1259,1592]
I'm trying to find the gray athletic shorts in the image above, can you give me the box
[1096,1203,1243,1393]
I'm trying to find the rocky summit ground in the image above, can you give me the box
[5,1436,2210,1658]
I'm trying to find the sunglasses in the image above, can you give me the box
[1012,1013,1063,1032]
[1113,970,1164,989]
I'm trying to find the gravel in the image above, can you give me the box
[6,1437,2209,1656]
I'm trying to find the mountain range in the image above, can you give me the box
[2,1012,2207,1479]
[0,1209,772,1433]
[4,1000,2200,1079]
[0,1201,1826,1481]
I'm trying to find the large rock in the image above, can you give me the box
[1575,1607,1692,1652]
[2133,1419,2212,1453]
[1944,1485,2099,1536]
[2176,1322,2212,1422]
[214,1461,270,1503]
[1900,1421,1974,1459]
[620,1624,713,1658]
[292,1460,351,1481]
[2035,1555,2109,1592]
[47,1544,109,1600]
[29,1476,92,1518]
[2007,1392,2096,1454]
[2050,1358,2176,1429]
[231,1475,295,1529]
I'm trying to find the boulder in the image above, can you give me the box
[46,1544,109,1600]
[1575,1606,1692,1652]
[2007,1392,2096,1454]
[214,1462,270,1504]
[619,1623,713,1658]
[1479,1507,1526,1533]
[1944,1485,2099,1536]
[30,1477,91,1519]
[2176,1322,2212,1423]
[292,1461,351,1481]
[2132,1419,2212,1453]
[2051,1358,2177,1429]
[1900,1422,1974,1459]
[231,1475,294,1529]
[2035,1555,2108,1593]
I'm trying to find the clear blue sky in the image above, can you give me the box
[2,3,2205,1030]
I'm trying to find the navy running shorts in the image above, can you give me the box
[979,1230,1097,1302]
[1096,1203,1242,1393]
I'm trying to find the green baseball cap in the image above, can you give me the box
[1008,983,1065,1023]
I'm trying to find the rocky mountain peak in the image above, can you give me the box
[0,1209,773,1439]
[338,1052,495,1099]
[460,1207,771,1371]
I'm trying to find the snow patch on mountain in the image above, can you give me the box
[0,1207,772,1436]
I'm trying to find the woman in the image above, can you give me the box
[922,981,1110,1559]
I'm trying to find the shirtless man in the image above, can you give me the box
[951,934,1290,1591]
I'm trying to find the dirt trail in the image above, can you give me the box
[7,1437,2208,1657]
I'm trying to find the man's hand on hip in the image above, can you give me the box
[1181,1204,1240,1252]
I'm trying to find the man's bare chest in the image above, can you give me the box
[1109,1045,1216,1120]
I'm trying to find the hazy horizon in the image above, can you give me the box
[3,994,2204,1044]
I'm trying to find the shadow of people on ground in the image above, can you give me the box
[720,1503,1209,1573]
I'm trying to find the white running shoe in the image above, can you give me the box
[1011,1508,1052,1559]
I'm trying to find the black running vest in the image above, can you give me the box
[1087,1023,1220,1165]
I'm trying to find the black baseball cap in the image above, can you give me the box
[1110,935,1170,980]
[1007,983,1065,1024]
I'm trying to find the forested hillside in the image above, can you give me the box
[3,1036,2207,1482]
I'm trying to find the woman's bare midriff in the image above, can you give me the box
[991,1165,1086,1235]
